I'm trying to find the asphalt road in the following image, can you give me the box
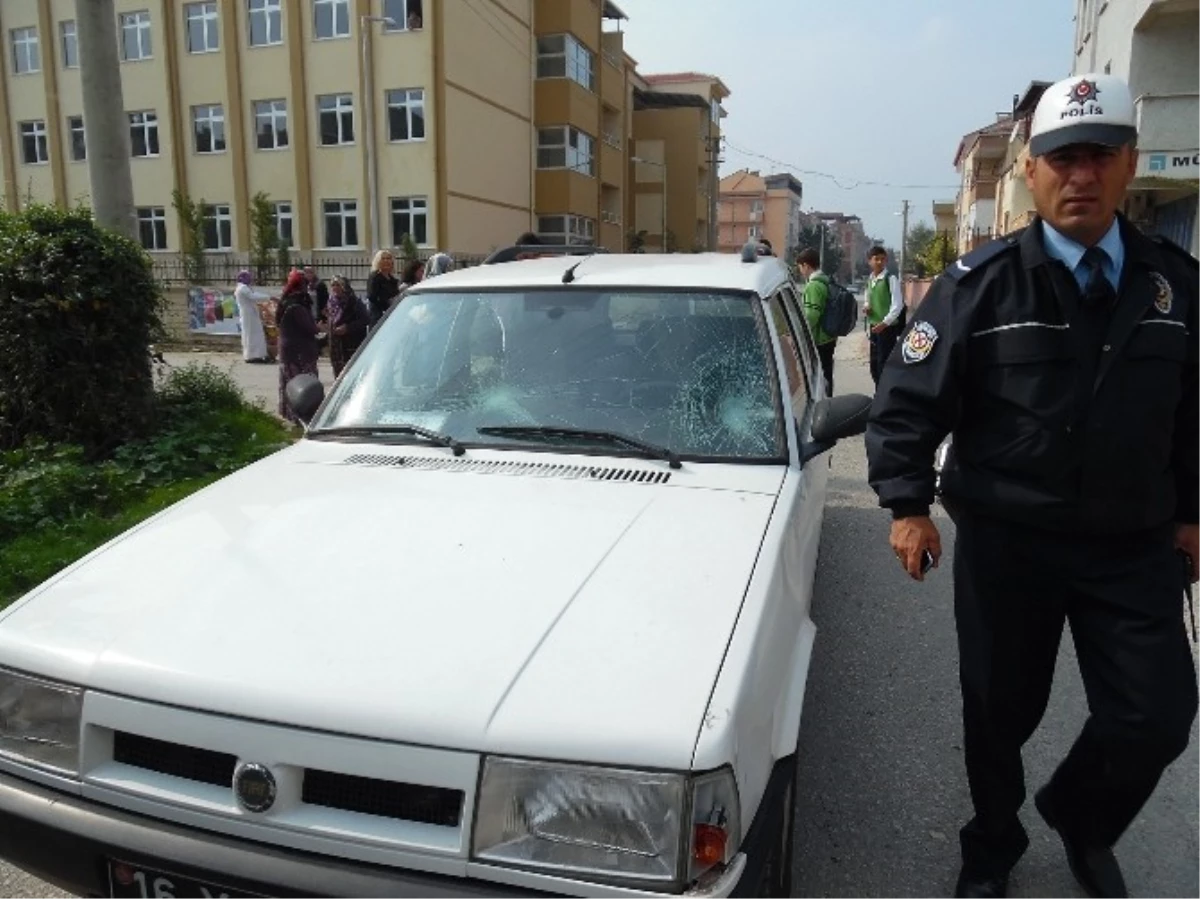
[1,344,1196,897]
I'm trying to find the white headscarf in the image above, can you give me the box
[424,253,455,279]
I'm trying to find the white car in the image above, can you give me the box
[0,245,871,898]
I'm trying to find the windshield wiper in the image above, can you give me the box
[477,426,681,469]
[309,425,465,456]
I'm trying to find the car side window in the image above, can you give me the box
[780,285,820,386]
[767,292,811,418]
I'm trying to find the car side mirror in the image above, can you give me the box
[285,374,325,424]
[799,394,873,465]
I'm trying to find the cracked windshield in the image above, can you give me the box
[314,290,783,458]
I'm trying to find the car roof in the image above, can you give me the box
[409,252,792,298]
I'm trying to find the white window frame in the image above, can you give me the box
[137,207,168,251]
[537,214,595,246]
[313,0,350,39]
[60,21,78,69]
[322,199,359,249]
[11,27,39,75]
[537,125,594,176]
[382,0,423,32]
[120,11,153,62]
[185,2,220,53]
[67,115,86,161]
[203,203,233,251]
[385,88,426,143]
[253,99,289,150]
[536,34,594,91]
[317,93,355,146]
[248,0,283,47]
[390,196,428,246]
[19,120,49,165]
[192,104,226,154]
[274,201,294,248]
[128,110,160,158]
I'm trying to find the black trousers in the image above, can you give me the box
[868,326,899,385]
[951,509,1196,876]
[817,339,836,396]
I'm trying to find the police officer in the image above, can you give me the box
[865,73,1198,898]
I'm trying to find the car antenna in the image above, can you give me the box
[561,253,595,284]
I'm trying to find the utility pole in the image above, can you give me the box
[76,0,135,240]
[818,218,826,271]
[899,199,911,280]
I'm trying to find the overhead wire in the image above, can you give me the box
[722,138,960,191]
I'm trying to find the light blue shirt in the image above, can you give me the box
[1041,217,1124,292]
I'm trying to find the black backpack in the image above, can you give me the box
[819,278,859,338]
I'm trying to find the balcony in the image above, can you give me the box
[600,141,623,187]
[1136,93,1199,153]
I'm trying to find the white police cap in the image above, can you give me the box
[1029,73,1138,157]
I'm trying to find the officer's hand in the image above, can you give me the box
[1175,523,1199,583]
[890,515,942,582]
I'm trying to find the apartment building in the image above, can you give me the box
[716,168,803,256]
[991,81,1051,238]
[1073,0,1198,253]
[628,71,727,252]
[951,114,1012,253]
[932,199,956,237]
[0,0,682,258]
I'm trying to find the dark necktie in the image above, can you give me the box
[1074,245,1114,386]
[1081,246,1116,308]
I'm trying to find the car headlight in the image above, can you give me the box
[0,669,82,776]
[472,757,741,889]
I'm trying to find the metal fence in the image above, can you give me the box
[150,251,489,290]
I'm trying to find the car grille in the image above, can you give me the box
[113,731,236,788]
[302,768,463,826]
[342,453,673,484]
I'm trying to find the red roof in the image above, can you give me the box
[642,72,731,97]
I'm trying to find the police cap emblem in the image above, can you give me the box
[1150,272,1173,315]
[233,762,277,813]
[902,321,939,364]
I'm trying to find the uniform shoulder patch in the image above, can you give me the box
[945,235,1020,282]
[902,321,939,364]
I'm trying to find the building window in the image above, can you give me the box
[60,21,78,68]
[204,204,233,250]
[137,207,168,250]
[67,115,86,161]
[313,0,350,39]
[11,27,39,75]
[537,214,595,246]
[185,2,220,53]
[537,126,594,176]
[385,88,425,142]
[390,196,428,245]
[323,199,358,248]
[254,99,288,149]
[248,0,283,47]
[536,34,594,91]
[120,11,153,61]
[317,94,354,146]
[192,104,226,154]
[129,111,160,158]
[274,202,294,248]
[383,0,423,31]
[19,121,49,165]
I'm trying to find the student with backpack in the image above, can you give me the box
[797,248,859,395]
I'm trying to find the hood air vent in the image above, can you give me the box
[342,454,672,484]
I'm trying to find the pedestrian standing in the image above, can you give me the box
[796,247,836,395]
[863,246,905,385]
[303,265,329,324]
[865,73,1197,899]
[326,276,367,378]
[233,270,271,363]
[276,270,324,423]
[366,250,401,326]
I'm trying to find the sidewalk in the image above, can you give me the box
[162,350,332,414]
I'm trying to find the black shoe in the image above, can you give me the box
[954,867,1008,898]
[1035,787,1128,898]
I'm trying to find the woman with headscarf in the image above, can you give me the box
[423,252,455,280]
[276,269,323,423]
[326,275,368,378]
[234,270,271,363]
[366,249,401,327]
[389,258,424,312]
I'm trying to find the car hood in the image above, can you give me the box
[0,443,782,770]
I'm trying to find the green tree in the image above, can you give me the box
[905,222,937,277]
[918,231,957,276]
[249,191,281,284]
[171,189,210,284]
[398,231,418,267]
[626,229,648,253]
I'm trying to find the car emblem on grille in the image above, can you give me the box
[233,762,276,813]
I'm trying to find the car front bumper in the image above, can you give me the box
[0,771,752,898]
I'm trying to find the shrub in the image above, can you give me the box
[0,204,164,457]
[156,362,245,412]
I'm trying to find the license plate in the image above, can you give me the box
[108,859,262,899]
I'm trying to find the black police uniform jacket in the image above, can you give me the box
[866,215,1198,535]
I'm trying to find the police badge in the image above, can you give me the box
[1150,272,1173,315]
[902,321,939,364]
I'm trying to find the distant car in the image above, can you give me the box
[0,244,871,898]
